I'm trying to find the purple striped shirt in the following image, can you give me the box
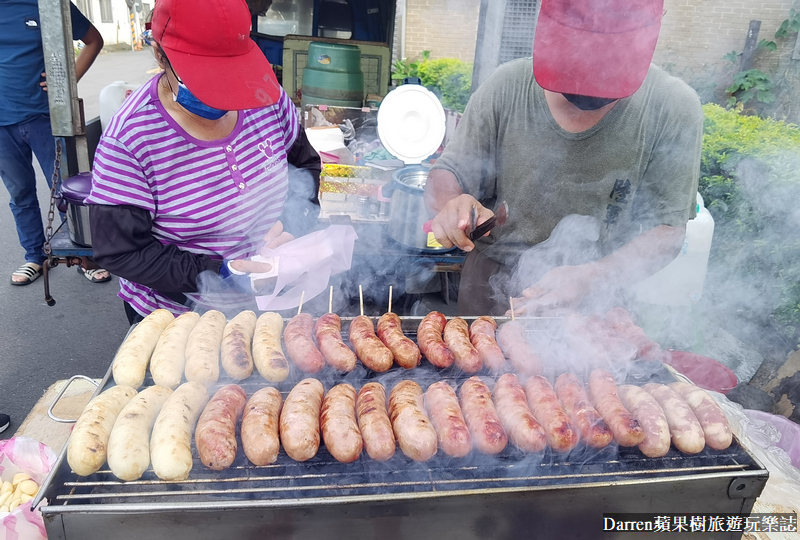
[86,75,299,316]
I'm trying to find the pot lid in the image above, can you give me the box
[377,83,446,165]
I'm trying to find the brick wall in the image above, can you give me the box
[399,0,800,98]
[403,0,481,61]
[655,0,798,76]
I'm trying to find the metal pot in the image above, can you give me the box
[382,165,448,251]
[61,172,92,247]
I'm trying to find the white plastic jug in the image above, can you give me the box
[632,193,715,306]
[98,81,139,131]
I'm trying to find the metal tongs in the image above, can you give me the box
[469,201,509,241]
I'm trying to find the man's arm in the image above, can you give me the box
[512,224,685,315]
[75,23,103,81]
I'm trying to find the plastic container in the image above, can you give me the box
[664,349,738,394]
[633,193,715,306]
[743,410,800,470]
[301,43,364,109]
[98,81,139,131]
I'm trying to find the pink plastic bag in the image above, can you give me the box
[0,437,57,540]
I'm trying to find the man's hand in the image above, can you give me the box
[507,263,600,316]
[40,72,47,92]
[262,220,293,250]
[430,194,494,251]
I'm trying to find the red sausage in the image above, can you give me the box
[349,315,393,372]
[377,312,421,369]
[605,308,662,361]
[425,381,472,458]
[284,313,326,373]
[554,373,612,449]
[492,374,547,452]
[497,321,543,375]
[314,313,357,372]
[195,384,248,471]
[320,384,363,463]
[389,380,438,461]
[524,376,579,452]
[459,377,507,454]
[588,370,645,447]
[356,382,395,461]
[444,318,482,373]
[469,316,507,373]
[417,312,456,368]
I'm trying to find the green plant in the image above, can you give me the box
[774,8,800,38]
[700,103,800,344]
[391,50,430,81]
[391,51,473,113]
[725,69,775,107]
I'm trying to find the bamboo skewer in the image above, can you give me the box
[509,296,516,321]
[328,285,333,314]
[359,285,364,317]
[388,285,393,314]
[298,291,305,315]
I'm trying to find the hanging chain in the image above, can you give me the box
[43,138,63,257]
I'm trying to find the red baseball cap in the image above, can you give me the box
[533,0,664,99]
[152,0,282,110]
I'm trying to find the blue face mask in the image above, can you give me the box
[170,67,228,120]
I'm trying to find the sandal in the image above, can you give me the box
[78,267,112,283]
[11,262,43,286]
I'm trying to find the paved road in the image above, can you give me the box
[1,49,157,440]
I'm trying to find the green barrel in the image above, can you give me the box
[301,42,364,108]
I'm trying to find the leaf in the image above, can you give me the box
[727,96,738,107]
[723,51,739,63]
[757,89,776,103]
[759,39,778,51]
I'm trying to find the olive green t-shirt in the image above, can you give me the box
[432,58,703,265]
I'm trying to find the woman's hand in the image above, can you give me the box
[262,220,293,250]
[507,263,601,316]
[229,259,273,274]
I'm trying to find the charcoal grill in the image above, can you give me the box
[34,316,769,540]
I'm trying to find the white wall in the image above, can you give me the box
[78,0,140,47]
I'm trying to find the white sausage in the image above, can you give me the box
[150,312,200,389]
[107,385,173,480]
[150,381,209,480]
[68,385,137,476]
[113,309,174,388]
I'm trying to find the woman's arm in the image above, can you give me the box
[89,204,223,294]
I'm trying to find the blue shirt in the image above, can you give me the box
[0,0,91,126]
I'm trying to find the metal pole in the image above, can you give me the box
[472,0,508,91]
[38,0,83,137]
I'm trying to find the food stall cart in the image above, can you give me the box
[22,4,797,540]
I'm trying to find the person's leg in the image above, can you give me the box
[0,122,47,267]
[28,117,111,283]
[457,249,511,316]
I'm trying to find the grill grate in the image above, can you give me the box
[39,316,764,511]
[52,440,758,507]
